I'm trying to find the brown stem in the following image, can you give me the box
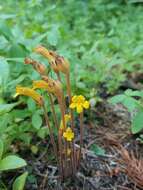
[49,94,58,131]
[69,142,74,176]
[56,95,68,177]
[66,73,76,173]
[42,104,58,160]
[58,96,66,130]
[58,130,64,179]
[71,141,76,175]
[79,112,83,165]
[66,73,74,130]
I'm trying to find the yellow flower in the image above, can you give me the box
[16,86,43,106]
[63,127,74,142]
[32,80,54,93]
[60,114,71,130]
[70,95,90,113]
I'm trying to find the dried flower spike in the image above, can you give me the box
[34,45,69,74]
[54,56,70,74]
[34,45,54,62]
[63,127,74,142]
[16,86,43,106]
[70,95,90,113]
[42,76,62,97]
[24,58,46,75]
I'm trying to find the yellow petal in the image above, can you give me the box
[65,114,71,122]
[78,95,85,102]
[63,127,74,141]
[16,86,43,106]
[72,96,77,102]
[33,80,54,93]
[63,131,67,138]
[70,103,76,109]
[77,105,83,113]
[83,101,90,109]
[14,93,19,98]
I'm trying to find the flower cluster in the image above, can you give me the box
[70,95,90,113]
[15,45,90,178]
[63,127,74,142]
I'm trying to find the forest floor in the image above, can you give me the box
[22,101,143,190]
[3,76,143,190]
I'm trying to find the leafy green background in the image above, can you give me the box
[1,0,143,161]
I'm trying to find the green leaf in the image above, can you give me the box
[108,95,125,104]
[90,144,105,156]
[8,43,27,58]
[123,97,138,112]
[0,103,19,115]
[0,155,27,171]
[132,111,143,134]
[0,58,9,86]
[27,99,36,112]
[12,172,28,190]
[48,25,59,46]
[124,89,143,97]
[37,127,49,139]
[0,22,13,40]
[32,112,42,129]
[0,139,4,159]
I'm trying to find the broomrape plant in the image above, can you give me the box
[16,45,90,179]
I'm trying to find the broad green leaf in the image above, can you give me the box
[0,155,27,171]
[0,22,13,40]
[123,97,139,112]
[108,95,125,104]
[7,75,26,87]
[132,112,143,134]
[38,127,49,139]
[124,89,143,97]
[27,99,36,112]
[0,139,4,159]
[12,172,28,190]
[0,103,19,115]
[32,112,42,129]
[8,43,27,58]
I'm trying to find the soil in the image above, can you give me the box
[19,102,143,189]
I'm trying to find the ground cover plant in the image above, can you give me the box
[1,0,143,189]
